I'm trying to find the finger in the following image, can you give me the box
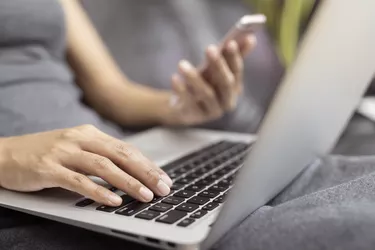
[171,74,190,107]
[171,74,213,125]
[56,167,122,206]
[178,60,222,117]
[64,151,154,202]
[223,40,244,95]
[206,45,236,111]
[238,34,257,57]
[76,130,173,197]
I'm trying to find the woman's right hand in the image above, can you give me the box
[0,125,172,206]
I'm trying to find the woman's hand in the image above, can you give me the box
[165,35,256,126]
[0,125,172,206]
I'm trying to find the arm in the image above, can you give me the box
[59,0,172,127]
[59,0,254,128]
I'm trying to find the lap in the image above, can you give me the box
[0,208,154,250]
[1,155,375,250]
[215,155,375,250]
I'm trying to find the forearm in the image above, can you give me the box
[61,0,124,89]
[0,138,7,187]
[85,80,173,126]
[60,0,172,126]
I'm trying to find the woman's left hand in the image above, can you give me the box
[165,34,256,126]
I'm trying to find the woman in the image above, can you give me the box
[0,0,254,204]
[2,1,375,250]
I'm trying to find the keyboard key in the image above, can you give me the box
[150,203,173,213]
[205,173,221,182]
[174,190,195,198]
[226,175,235,182]
[217,168,231,176]
[214,169,228,177]
[203,202,220,211]
[227,163,239,170]
[176,203,199,213]
[213,195,225,203]
[175,178,193,185]
[218,179,233,187]
[200,155,210,161]
[76,198,94,207]
[135,210,160,220]
[174,167,189,175]
[97,195,135,212]
[185,172,201,179]
[177,218,196,227]
[171,183,184,190]
[188,196,210,205]
[151,196,163,203]
[115,202,150,216]
[190,210,208,219]
[199,190,220,199]
[205,163,218,170]
[212,159,224,165]
[163,196,184,205]
[195,168,210,175]
[156,210,187,224]
[168,172,179,179]
[196,178,215,186]
[191,159,203,165]
[185,184,205,192]
[160,141,226,172]
[181,163,194,170]
[208,185,227,192]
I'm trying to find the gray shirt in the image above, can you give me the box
[0,0,125,137]
[0,0,283,138]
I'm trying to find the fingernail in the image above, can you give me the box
[140,187,154,201]
[247,35,257,45]
[160,174,173,187]
[208,45,219,57]
[179,60,193,71]
[108,193,122,205]
[157,179,171,196]
[228,40,237,50]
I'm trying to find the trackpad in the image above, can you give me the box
[125,129,217,166]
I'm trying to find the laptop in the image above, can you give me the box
[1,1,374,249]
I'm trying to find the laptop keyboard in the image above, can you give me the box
[75,140,251,227]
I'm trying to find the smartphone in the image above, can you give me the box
[171,14,266,106]
[199,14,266,70]
[219,14,266,50]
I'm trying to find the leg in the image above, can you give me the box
[0,208,155,250]
[213,156,375,250]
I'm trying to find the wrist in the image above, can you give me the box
[153,90,176,126]
[0,138,8,186]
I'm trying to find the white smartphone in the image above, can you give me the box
[199,14,266,71]
[170,14,266,106]
[219,14,266,50]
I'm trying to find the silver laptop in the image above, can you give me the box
[1,1,374,250]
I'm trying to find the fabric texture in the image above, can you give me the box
[214,156,375,250]
[0,0,125,138]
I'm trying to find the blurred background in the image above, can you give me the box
[81,0,375,156]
